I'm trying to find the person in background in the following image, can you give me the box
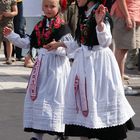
[13,0,26,61]
[126,48,139,70]
[64,0,78,37]
[22,0,43,68]
[3,0,73,140]
[3,0,33,67]
[63,0,78,64]
[110,0,140,93]
[45,0,135,139]
[0,0,18,64]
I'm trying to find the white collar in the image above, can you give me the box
[85,4,96,17]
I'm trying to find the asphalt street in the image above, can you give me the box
[0,51,140,140]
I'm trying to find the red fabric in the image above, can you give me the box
[60,0,67,12]
[102,0,106,5]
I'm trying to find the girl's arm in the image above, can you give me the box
[3,27,30,49]
[54,33,76,57]
[44,33,78,55]
[3,5,18,18]
[95,4,106,32]
[96,22,112,48]
[95,5,112,47]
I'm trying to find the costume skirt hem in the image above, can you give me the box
[24,128,64,136]
[64,119,135,139]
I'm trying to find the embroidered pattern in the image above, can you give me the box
[28,57,42,101]
[74,75,80,113]
[74,75,89,117]
[34,15,65,47]
[80,9,96,45]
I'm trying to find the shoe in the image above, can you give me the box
[11,57,16,62]
[124,85,132,90]
[123,74,130,80]
[5,57,15,62]
[124,85,133,94]
[125,89,139,95]
[6,58,12,65]
[30,137,38,140]
[124,85,133,95]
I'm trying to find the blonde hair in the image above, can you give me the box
[42,0,61,10]
[42,0,64,16]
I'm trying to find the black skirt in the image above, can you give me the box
[64,119,135,140]
[24,128,64,136]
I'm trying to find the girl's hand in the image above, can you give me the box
[3,27,12,36]
[95,4,107,26]
[43,40,57,51]
[43,40,66,51]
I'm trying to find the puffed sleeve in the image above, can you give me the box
[6,31,30,49]
[96,22,112,48]
[54,33,78,58]
[62,34,79,55]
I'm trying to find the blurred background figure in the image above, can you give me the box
[22,0,42,68]
[63,0,78,37]
[13,0,26,61]
[111,0,140,93]
[0,0,18,64]
[63,0,78,65]
[126,48,139,70]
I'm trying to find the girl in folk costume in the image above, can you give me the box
[44,0,135,140]
[3,0,73,140]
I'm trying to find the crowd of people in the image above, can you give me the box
[110,0,140,93]
[1,0,140,140]
[0,0,17,64]
[0,0,34,67]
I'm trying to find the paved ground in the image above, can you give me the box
[0,49,140,140]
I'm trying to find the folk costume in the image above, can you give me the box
[6,14,73,135]
[62,1,135,139]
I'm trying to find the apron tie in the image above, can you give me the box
[27,56,42,101]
